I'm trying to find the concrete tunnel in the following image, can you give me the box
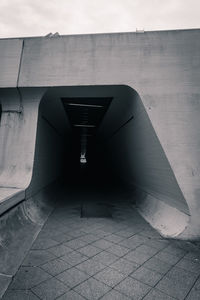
[0,29,200,291]
[31,84,190,232]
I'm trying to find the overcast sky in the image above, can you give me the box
[0,0,199,38]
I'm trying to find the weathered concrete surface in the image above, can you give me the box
[0,29,200,241]
[0,188,24,215]
[0,182,58,298]
[0,88,45,190]
[0,39,22,88]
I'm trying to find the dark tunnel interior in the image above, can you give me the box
[61,95,114,186]
[27,85,189,218]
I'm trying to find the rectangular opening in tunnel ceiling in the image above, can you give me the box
[61,97,112,164]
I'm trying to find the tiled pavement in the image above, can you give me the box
[3,187,200,300]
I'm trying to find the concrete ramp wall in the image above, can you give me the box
[97,86,190,237]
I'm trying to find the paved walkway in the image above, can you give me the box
[3,186,200,299]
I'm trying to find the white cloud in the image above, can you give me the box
[0,0,199,38]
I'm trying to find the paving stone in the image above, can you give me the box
[2,290,40,300]
[77,244,102,257]
[124,248,154,264]
[106,244,130,257]
[104,233,125,243]
[40,257,71,276]
[0,275,12,299]
[8,266,51,289]
[51,233,74,243]
[127,233,148,244]
[156,266,197,299]
[144,239,169,250]
[56,267,89,288]
[186,276,200,299]
[118,234,148,250]
[22,250,56,267]
[93,251,118,266]
[116,229,135,238]
[74,277,111,300]
[64,238,88,250]
[164,244,187,257]
[143,288,176,300]
[92,228,111,238]
[82,225,102,234]
[92,239,114,250]
[60,251,88,266]
[167,266,198,282]
[143,257,172,274]
[94,267,126,287]
[184,251,200,261]
[100,289,131,300]
[115,276,151,299]
[176,258,200,275]
[47,244,73,257]
[31,277,69,300]
[79,233,100,243]
[57,290,86,299]
[154,250,182,265]
[65,229,86,238]
[76,257,106,275]
[130,266,163,287]
[100,226,117,234]
[117,238,137,250]
[110,257,139,275]
[31,237,59,250]
[135,244,159,256]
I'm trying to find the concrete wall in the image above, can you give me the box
[0,39,22,87]
[0,88,44,189]
[26,92,70,198]
[97,86,190,236]
[0,29,200,239]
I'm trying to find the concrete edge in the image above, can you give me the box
[0,182,59,298]
[134,188,190,238]
[0,188,25,216]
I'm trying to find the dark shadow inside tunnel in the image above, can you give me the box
[27,85,189,217]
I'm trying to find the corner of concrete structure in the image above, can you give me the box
[134,188,190,239]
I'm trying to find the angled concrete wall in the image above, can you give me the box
[96,86,190,237]
[0,29,200,239]
[26,91,70,198]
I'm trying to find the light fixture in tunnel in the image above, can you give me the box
[67,103,103,108]
[74,124,96,128]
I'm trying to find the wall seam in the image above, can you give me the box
[16,39,24,88]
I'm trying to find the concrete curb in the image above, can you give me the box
[0,182,59,298]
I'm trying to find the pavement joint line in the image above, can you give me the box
[145,248,194,300]
[140,288,178,300]
[182,270,200,299]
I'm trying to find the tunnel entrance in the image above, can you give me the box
[29,85,189,223]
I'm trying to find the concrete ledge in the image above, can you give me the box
[0,188,25,216]
[0,182,58,298]
[135,188,190,238]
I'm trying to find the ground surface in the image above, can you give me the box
[3,185,200,300]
